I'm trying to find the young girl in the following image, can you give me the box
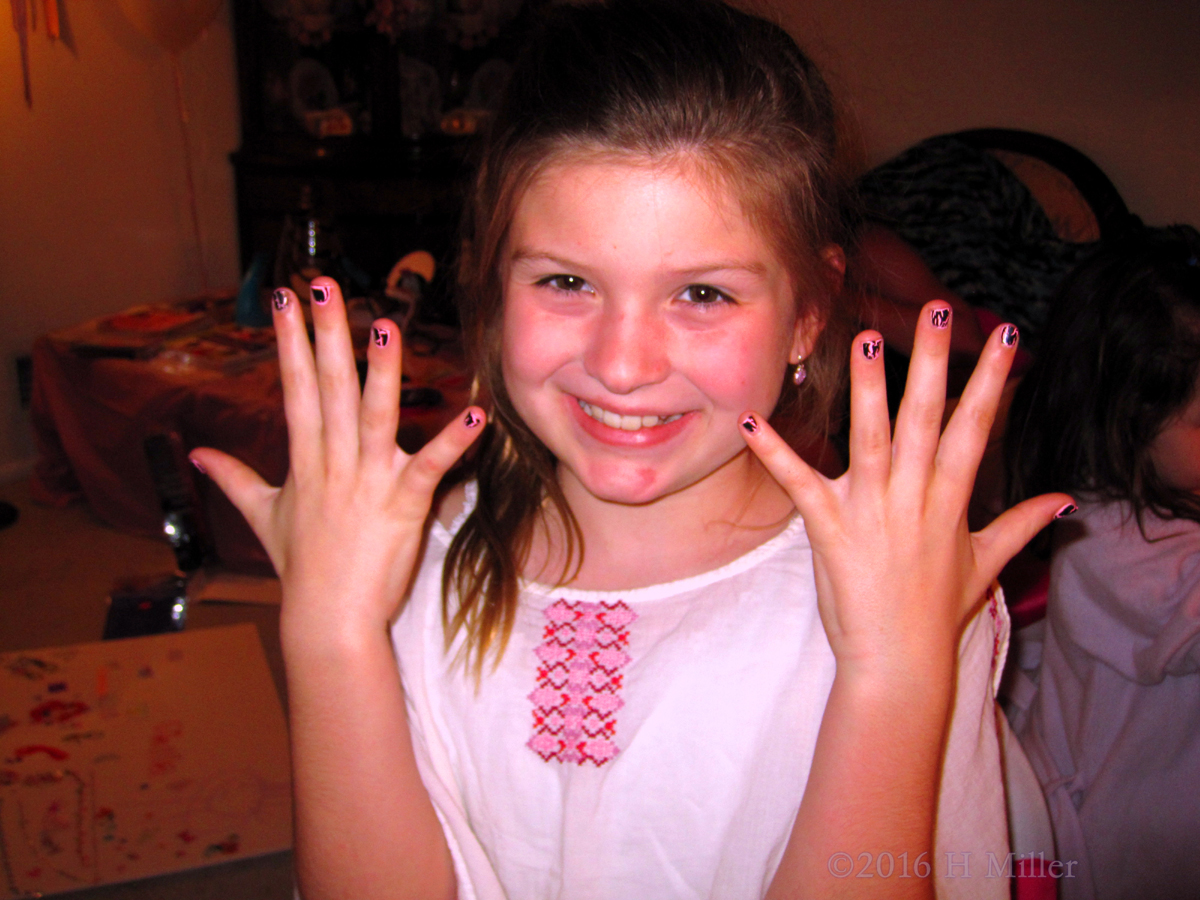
[1006,225,1200,900]
[193,2,1065,897]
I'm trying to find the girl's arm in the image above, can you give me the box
[743,304,1070,900]
[191,278,483,900]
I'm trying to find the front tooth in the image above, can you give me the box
[641,415,659,428]
[619,415,642,431]
[602,409,622,428]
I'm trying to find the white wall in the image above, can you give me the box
[773,0,1200,225]
[0,0,241,478]
[1,0,1197,475]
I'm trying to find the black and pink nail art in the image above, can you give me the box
[272,289,289,311]
[372,326,390,348]
[741,413,758,434]
[464,409,482,428]
[862,338,883,360]
[1001,324,1019,348]
[1054,502,1078,519]
[311,284,331,305]
[930,307,951,329]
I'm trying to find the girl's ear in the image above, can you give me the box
[788,245,843,362]
[820,243,846,290]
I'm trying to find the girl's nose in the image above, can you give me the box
[583,302,669,395]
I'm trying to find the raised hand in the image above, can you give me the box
[190,277,484,636]
[189,277,479,900]
[742,301,1069,672]
[744,301,1071,900]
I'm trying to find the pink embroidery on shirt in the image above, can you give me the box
[528,599,636,766]
[986,584,1002,675]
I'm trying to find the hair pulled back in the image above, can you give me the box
[445,0,856,672]
[1006,224,1200,533]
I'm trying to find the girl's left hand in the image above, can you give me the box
[742,301,1070,677]
[747,302,1071,899]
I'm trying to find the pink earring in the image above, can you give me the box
[792,357,807,386]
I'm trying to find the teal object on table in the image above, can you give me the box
[236,252,273,327]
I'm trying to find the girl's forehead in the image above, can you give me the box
[524,147,744,210]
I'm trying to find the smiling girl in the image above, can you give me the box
[192,2,1068,898]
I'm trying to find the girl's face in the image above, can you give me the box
[1150,381,1200,494]
[500,154,815,507]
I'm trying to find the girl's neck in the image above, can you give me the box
[527,450,797,591]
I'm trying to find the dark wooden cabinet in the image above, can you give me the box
[227,0,510,309]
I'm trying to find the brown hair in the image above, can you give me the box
[444,0,856,674]
[1006,224,1200,535]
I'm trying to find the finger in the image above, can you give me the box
[271,287,322,477]
[397,407,488,516]
[308,277,361,469]
[189,447,281,557]
[971,491,1076,591]
[935,323,1019,494]
[891,302,953,478]
[360,319,403,461]
[739,410,832,527]
[846,330,892,489]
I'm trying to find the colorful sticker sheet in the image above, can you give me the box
[0,624,291,896]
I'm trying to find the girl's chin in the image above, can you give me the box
[561,448,754,508]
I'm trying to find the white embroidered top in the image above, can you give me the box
[392,486,1011,899]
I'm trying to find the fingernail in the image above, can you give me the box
[311,284,330,305]
[464,409,482,428]
[272,289,289,311]
[1001,324,1019,348]
[862,337,883,360]
[1054,502,1078,519]
[741,413,758,434]
[189,457,206,475]
[372,325,390,348]
[930,307,951,329]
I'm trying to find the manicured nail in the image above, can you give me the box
[1054,502,1078,519]
[1001,324,1019,348]
[372,325,390,348]
[741,413,758,434]
[311,284,330,304]
[464,409,482,428]
[189,457,206,475]
[272,289,289,311]
[930,307,951,329]
[862,338,883,360]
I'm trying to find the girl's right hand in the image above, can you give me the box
[190,277,485,639]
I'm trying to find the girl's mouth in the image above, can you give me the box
[577,398,683,431]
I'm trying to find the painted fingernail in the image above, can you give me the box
[1001,324,1019,348]
[272,289,289,311]
[1054,502,1078,519]
[930,307,951,329]
[189,457,206,475]
[464,409,482,428]
[741,413,759,434]
[311,284,330,305]
[372,325,390,348]
[862,337,883,360]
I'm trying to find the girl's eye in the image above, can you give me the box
[538,274,591,293]
[680,284,733,306]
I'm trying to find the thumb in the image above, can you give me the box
[188,447,280,545]
[973,492,1076,585]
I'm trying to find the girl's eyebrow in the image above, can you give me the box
[508,248,769,278]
